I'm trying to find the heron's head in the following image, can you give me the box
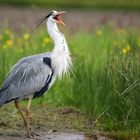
[48,10,66,25]
[34,10,66,29]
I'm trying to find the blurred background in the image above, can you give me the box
[0,0,140,31]
[0,1,140,140]
[1,0,140,9]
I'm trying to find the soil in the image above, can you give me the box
[0,103,113,140]
[0,132,114,140]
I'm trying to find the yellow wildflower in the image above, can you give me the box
[6,39,13,46]
[122,48,127,54]
[96,30,102,36]
[0,35,2,41]
[126,44,131,51]
[23,33,30,40]
[43,37,51,45]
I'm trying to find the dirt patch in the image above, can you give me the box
[0,132,113,140]
[0,103,113,140]
[0,6,140,32]
[0,132,114,140]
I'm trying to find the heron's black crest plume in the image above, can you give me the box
[34,11,53,30]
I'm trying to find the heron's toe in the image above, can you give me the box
[30,129,40,137]
[27,133,33,138]
[26,128,40,138]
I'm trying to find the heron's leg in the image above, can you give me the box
[25,99,40,137]
[14,100,31,138]
[25,98,35,136]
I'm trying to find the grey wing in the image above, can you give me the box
[0,56,52,105]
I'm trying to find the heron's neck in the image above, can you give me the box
[47,21,72,77]
[47,22,64,48]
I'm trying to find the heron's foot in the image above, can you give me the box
[27,133,33,138]
[30,129,40,136]
[27,132,39,138]
[31,131,40,137]
[26,129,40,138]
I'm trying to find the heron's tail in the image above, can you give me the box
[0,89,7,106]
[0,89,3,106]
[0,88,17,106]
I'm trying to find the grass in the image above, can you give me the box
[0,26,140,139]
[0,0,140,10]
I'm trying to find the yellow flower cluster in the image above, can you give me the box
[23,33,30,40]
[43,37,51,46]
[122,44,131,54]
[96,30,102,36]
[2,38,13,49]
[0,29,13,49]
[6,39,13,46]
[0,29,53,51]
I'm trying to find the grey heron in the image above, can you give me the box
[0,10,72,138]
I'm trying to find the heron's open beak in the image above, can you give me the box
[53,11,66,26]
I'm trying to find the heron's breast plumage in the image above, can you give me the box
[51,38,72,78]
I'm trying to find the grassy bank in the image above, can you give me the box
[0,0,140,10]
[0,26,140,139]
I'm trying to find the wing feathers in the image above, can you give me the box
[0,55,53,105]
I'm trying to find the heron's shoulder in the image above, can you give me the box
[10,52,52,73]
[19,52,51,63]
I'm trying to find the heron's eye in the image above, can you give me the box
[51,13,55,17]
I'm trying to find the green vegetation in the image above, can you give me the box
[0,0,140,10]
[0,26,140,139]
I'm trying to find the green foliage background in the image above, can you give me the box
[0,0,140,10]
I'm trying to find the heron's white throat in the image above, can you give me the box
[47,19,72,78]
